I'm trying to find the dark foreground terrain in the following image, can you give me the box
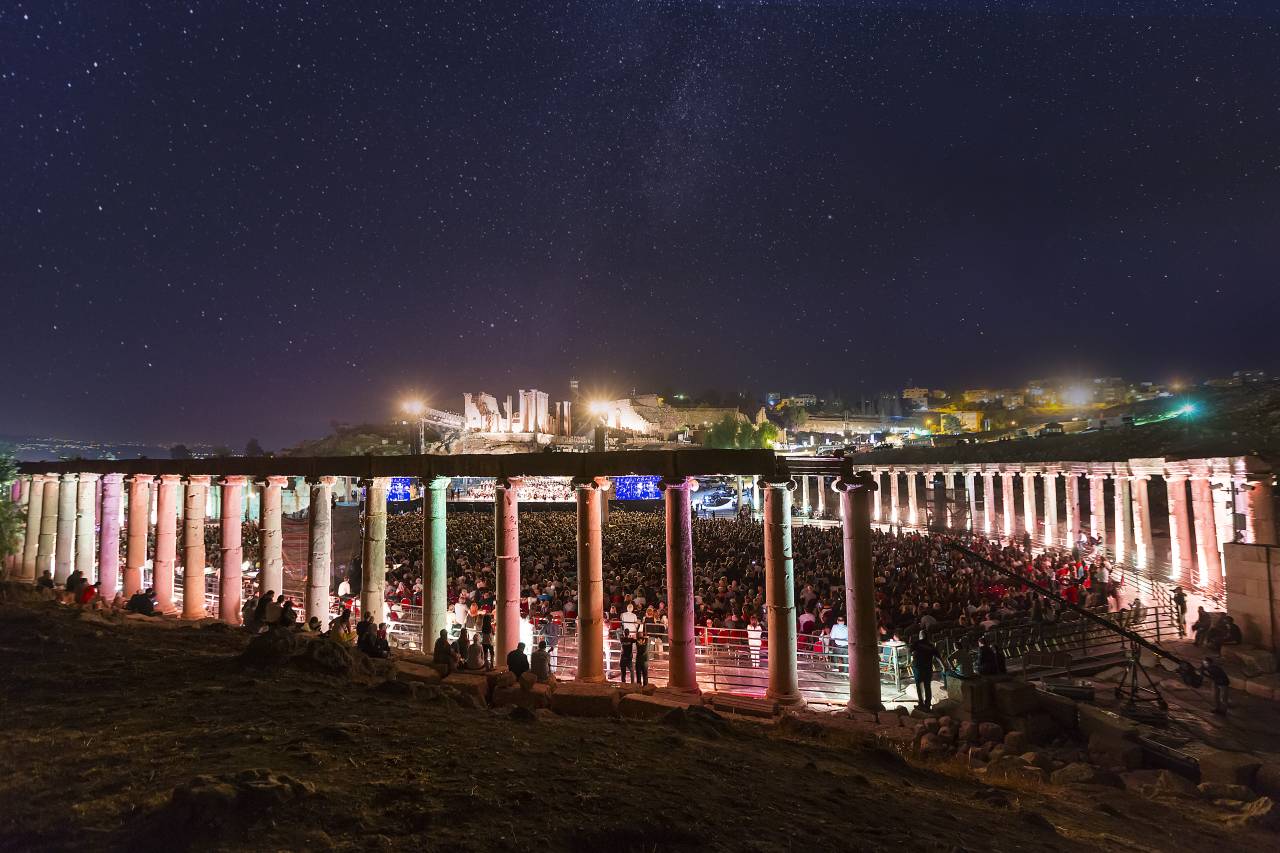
[0,594,1272,852]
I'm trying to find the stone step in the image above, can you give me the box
[708,692,779,718]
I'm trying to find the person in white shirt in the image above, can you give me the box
[337,578,352,598]
[746,616,763,668]
[828,614,849,672]
[620,602,639,634]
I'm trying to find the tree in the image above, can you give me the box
[244,438,266,457]
[704,415,740,449]
[169,444,191,460]
[941,415,963,434]
[0,454,24,564]
[212,446,234,458]
[703,416,779,449]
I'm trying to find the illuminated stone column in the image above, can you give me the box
[888,469,900,525]
[837,472,880,712]
[359,477,390,625]
[181,476,210,618]
[494,477,523,664]
[1064,468,1080,546]
[305,476,335,625]
[870,470,883,522]
[964,470,978,531]
[36,477,59,578]
[420,476,450,649]
[1164,471,1194,585]
[1041,468,1058,547]
[1244,473,1277,546]
[20,474,46,581]
[981,469,995,534]
[217,476,246,624]
[124,475,153,597]
[1130,473,1153,570]
[1021,468,1038,539]
[662,476,698,692]
[98,474,123,599]
[762,477,802,705]
[752,478,762,515]
[55,473,77,583]
[1190,474,1222,588]
[258,475,286,597]
[905,470,919,527]
[1088,469,1107,548]
[800,474,811,516]
[575,477,606,682]
[1113,472,1131,563]
[815,475,826,518]
[1000,470,1016,538]
[152,474,180,613]
[74,473,98,582]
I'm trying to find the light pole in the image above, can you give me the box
[402,400,426,455]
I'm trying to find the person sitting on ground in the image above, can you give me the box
[356,619,381,658]
[253,591,273,630]
[433,629,454,675]
[465,633,486,671]
[1222,615,1242,646]
[36,570,54,591]
[125,587,156,616]
[329,609,355,644]
[531,640,552,682]
[453,627,471,666]
[65,568,85,599]
[1200,656,1230,715]
[264,594,284,626]
[1191,607,1210,646]
[75,582,98,607]
[977,634,1005,676]
[242,593,260,630]
[506,641,530,679]
[279,598,298,630]
[305,616,322,633]
[372,623,391,658]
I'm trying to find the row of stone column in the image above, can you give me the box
[10,468,883,710]
[861,460,1276,591]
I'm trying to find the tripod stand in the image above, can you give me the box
[1115,639,1168,722]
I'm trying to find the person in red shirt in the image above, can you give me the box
[76,583,97,606]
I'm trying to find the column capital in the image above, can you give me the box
[77,472,101,482]
[496,476,525,491]
[571,476,610,490]
[258,475,289,487]
[102,472,124,485]
[424,475,451,489]
[59,471,78,483]
[757,476,797,491]
[834,472,877,493]
[358,476,392,489]
[184,474,212,486]
[158,473,183,485]
[127,473,154,485]
[306,474,338,486]
[220,474,249,487]
[658,476,695,492]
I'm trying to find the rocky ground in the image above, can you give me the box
[0,590,1276,852]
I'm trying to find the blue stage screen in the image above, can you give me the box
[613,475,661,500]
[388,477,414,502]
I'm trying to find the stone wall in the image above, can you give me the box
[1224,543,1280,651]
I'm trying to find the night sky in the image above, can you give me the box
[3,1,1278,449]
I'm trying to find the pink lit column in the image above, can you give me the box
[182,475,210,619]
[1245,474,1277,545]
[888,470,900,525]
[1021,469,1038,538]
[1088,470,1107,548]
[124,475,152,597]
[1191,475,1222,589]
[98,474,123,599]
[1000,470,1016,538]
[494,477,522,664]
[153,474,181,613]
[54,473,77,583]
[1064,469,1080,547]
[981,470,995,534]
[218,475,246,624]
[1041,469,1058,547]
[1165,472,1194,585]
[1131,473,1153,570]
[662,476,697,692]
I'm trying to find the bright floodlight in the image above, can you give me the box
[1064,386,1090,407]
[588,400,609,416]
[402,399,425,416]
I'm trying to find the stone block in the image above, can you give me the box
[1120,769,1198,798]
[443,673,490,707]
[1254,759,1280,800]
[1223,645,1278,677]
[1183,743,1262,787]
[978,722,1004,744]
[1197,782,1255,802]
[1077,704,1138,741]
[1244,673,1280,701]
[1036,691,1079,731]
[1088,732,1142,771]
[960,679,997,722]
[1004,711,1057,744]
[994,680,1039,716]
[1051,762,1122,788]
[492,683,551,711]
[549,682,620,718]
[396,661,442,686]
[618,691,696,721]
[1003,731,1028,753]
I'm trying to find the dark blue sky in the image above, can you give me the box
[3,1,1278,448]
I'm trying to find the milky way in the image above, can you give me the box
[2,1,1277,446]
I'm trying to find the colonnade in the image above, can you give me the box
[7,458,882,712]
[858,455,1275,592]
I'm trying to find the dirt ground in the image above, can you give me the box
[0,596,1271,852]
